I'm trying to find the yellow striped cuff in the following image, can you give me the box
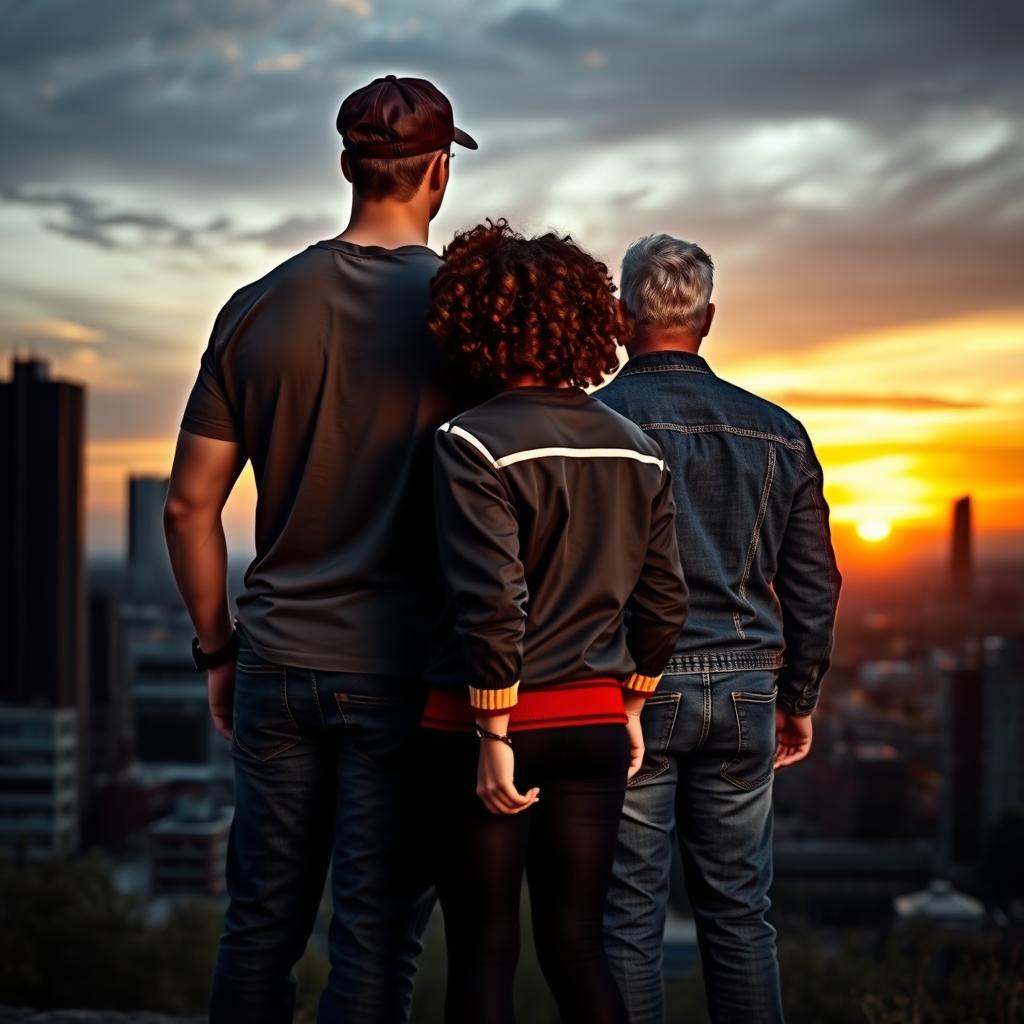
[468,681,520,711]
[624,672,661,694]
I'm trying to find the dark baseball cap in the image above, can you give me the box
[337,74,478,159]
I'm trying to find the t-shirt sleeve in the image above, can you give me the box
[180,303,239,442]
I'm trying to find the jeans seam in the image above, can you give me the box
[720,689,777,790]
[695,672,712,751]
[281,667,299,735]
[629,693,680,786]
[311,671,326,729]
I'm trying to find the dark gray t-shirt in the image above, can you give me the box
[181,238,459,674]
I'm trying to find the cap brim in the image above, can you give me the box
[453,126,478,151]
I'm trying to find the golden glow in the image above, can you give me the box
[729,312,1024,542]
[856,519,892,543]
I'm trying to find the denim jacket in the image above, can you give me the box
[597,350,842,715]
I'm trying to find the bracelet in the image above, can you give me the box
[475,725,513,747]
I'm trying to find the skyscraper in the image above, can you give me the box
[0,356,87,857]
[0,356,86,709]
[128,475,175,601]
[950,495,973,597]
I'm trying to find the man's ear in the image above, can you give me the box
[429,150,450,191]
[702,302,716,338]
[341,150,353,184]
[617,298,637,350]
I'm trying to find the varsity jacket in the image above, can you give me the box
[428,384,689,711]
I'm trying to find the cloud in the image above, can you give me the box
[1,184,234,251]
[253,52,307,74]
[233,213,340,250]
[328,0,373,18]
[9,317,106,345]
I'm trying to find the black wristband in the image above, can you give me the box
[475,724,513,748]
[192,625,240,671]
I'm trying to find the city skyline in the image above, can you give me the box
[0,0,1021,563]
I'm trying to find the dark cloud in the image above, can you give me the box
[1,184,234,250]
[232,213,341,250]
[0,0,1022,353]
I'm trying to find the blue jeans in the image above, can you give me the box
[209,637,434,1024]
[604,670,783,1024]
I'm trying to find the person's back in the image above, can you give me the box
[417,219,687,1024]
[599,350,834,702]
[184,238,452,672]
[164,75,478,1024]
[599,234,841,1024]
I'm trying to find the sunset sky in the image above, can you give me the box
[1,0,1021,570]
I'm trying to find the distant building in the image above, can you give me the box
[982,636,1024,826]
[772,839,933,927]
[0,707,79,859]
[89,590,134,778]
[0,356,87,852]
[949,496,973,597]
[894,879,984,931]
[149,799,232,896]
[946,664,984,865]
[123,603,232,792]
[127,475,176,602]
[0,357,87,712]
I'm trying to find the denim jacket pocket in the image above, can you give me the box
[628,690,681,787]
[232,663,301,762]
[720,687,777,791]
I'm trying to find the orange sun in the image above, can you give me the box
[856,518,893,543]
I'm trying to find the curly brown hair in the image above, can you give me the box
[428,219,621,388]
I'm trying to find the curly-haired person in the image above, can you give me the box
[417,220,689,1024]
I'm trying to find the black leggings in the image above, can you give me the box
[418,724,631,1024]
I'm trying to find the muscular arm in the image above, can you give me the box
[163,429,246,651]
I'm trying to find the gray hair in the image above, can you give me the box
[620,234,714,331]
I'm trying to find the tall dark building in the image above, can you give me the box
[0,356,88,856]
[127,475,175,601]
[946,665,984,865]
[950,495,973,596]
[0,356,86,710]
[89,590,133,776]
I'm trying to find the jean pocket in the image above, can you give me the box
[720,688,777,791]
[232,666,300,762]
[628,691,681,787]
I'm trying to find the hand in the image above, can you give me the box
[774,710,813,768]
[476,738,540,816]
[626,716,645,779]
[208,661,236,740]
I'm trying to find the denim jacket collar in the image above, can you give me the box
[618,349,714,377]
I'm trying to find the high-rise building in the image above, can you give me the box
[945,663,984,865]
[149,798,232,896]
[128,475,175,602]
[0,357,87,853]
[950,495,973,597]
[89,590,134,778]
[982,636,1024,827]
[0,707,79,859]
[0,357,87,711]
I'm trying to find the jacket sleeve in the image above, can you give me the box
[774,429,842,716]
[624,464,689,695]
[433,425,526,711]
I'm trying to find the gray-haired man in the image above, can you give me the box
[598,235,841,1023]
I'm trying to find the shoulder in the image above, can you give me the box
[587,395,667,458]
[715,376,806,434]
[214,246,333,323]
